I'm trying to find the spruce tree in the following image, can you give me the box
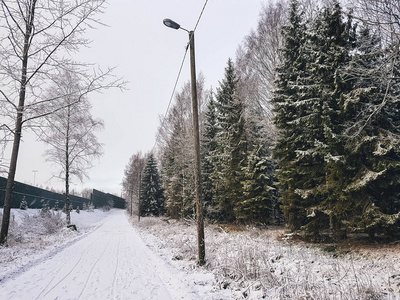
[272,0,314,231]
[41,201,50,217]
[212,59,247,222]
[201,95,219,219]
[235,99,279,224]
[162,144,193,219]
[341,27,400,237]
[273,1,357,237]
[20,197,28,210]
[162,153,183,219]
[300,2,356,237]
[237,144,277,224]
[140,153,165,217]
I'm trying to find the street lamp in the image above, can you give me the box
[163,18,205,266]
[32,170,38,186]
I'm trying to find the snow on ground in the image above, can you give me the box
[0,209,229,299]
[133,217,400,300]
[0,209,110,279]
[1,208,399,299]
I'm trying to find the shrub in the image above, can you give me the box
[41,211,65,234]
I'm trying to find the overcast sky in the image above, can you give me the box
[9,0,265,196]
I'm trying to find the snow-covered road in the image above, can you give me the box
[0,210,196,300]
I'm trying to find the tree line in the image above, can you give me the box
[124,0,400,240]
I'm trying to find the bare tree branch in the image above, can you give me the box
[0,0,122,245]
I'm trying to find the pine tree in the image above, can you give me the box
[140,153,165,217]
[212,59,247,222]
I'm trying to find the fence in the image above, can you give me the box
[0,176,125,210]
[91,189,125,209]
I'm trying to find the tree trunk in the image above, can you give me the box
[65,168,71,225]
[65,106,71,225]
[0,120,23,244]
[0,2,36,245]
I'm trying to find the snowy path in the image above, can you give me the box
[0,210,196,300]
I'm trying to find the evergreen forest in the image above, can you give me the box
[123,0,400,240]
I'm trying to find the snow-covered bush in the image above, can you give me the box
[2,209,66,243]
[40,210,65,234]
[87,202,94,212]
[40,201,50,217]
[101,203,112,212]
[1,211,25,243]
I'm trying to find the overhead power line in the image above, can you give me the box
[152,48,189,152]
[152,0,210,153]
[194,0,209,33]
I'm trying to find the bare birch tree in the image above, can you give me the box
[37,70,104,225]
[235,1,288,144]
[0,0,124,244]
[354,0,400,42]
[240,1,287,109]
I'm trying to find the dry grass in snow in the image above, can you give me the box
[133,216,400,300]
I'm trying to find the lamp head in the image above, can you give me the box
[163,18,181,30]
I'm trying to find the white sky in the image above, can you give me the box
[9,0,265,196]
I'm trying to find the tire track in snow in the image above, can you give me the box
[77,237,112,300]
[0,210,198,300]
[0,216,107,285]
[36,236,102,300]
[111,236,121,299]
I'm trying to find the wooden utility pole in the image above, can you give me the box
[189,30,205,266]
[163,18,206,266]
